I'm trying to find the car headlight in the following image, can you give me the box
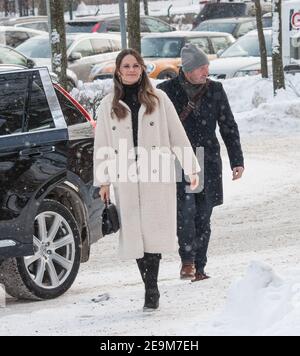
[91,63,107,77]
[234,70,261,78]
[146,63,156,74]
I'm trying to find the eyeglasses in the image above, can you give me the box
[121,64,141,71]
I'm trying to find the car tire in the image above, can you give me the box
[0,200,81,300]
[157,70,177,80]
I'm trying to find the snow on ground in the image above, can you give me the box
[0,76,300,336]
[222,74,300,135]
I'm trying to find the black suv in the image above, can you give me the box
[0,67,103,300]
[66,15,176,34]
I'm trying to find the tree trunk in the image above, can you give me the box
[254,0,268,78]
[38,0,47,16]
[272,0,285,95]
[48,0,68,90]
[143,0,149,16]
[127,0,141,53]
[68,0,74,20]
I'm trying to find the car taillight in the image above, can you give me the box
[92,22,103,33]
[54,84,96,129]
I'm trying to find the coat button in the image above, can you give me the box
[150,122,155,126]
[152,146,156,150]
[115,150,118,154]
[112,126,116,131]
[153,169,158,174]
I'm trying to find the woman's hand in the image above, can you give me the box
[189,174,200,191]
[99,185,110,203]
[232,166,244,181]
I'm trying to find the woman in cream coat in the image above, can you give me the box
[94,49,200,311]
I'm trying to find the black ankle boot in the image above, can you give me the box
[144,288,160,311]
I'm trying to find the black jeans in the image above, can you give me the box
[177,184,213,273]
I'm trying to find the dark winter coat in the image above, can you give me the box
[157,77,244,207]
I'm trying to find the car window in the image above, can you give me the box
[210,37,231,53]
[5,31,29,48]
[187,37,211,54]
[55,89,86,126]
[0,47,28,66]
[91,38,112,54]
[199,3,247,21]
[17,37,74,58]
[0,71,55,136]
[195,22,236,35]
[221,33,272,57]
[262,17,272,28]
[16,22,49,32]
[66,22,98,33]
[238,21,256,37]
[142,37,183,58]
[143,18,171,33]
[106,20,121,32]
[140,19,150,32]
[71,39,94,58]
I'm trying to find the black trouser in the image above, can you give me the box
[177,185,213,273]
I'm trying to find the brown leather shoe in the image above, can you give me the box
[192,272,210,282]
[180,263,196,280]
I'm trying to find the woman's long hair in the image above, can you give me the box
[112,49,159,120]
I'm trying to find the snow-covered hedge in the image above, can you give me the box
[71,78,163,120]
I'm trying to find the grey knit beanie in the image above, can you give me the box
[181,43,210,73]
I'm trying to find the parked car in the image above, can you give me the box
[0,44,78,90]
[0,44,35,67]
[0,26,46,48]
[209,29,272,79]
[66,15,176,34]
[90,31,235,81]
[16,32,122,83]
[0,66,102,300]
[262,12,272,28]
[193,1,272,29]
[0,16,49,32]
[193,17,257,39]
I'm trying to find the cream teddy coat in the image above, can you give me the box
[93,88,200,259]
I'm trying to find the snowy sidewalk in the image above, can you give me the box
[0,134,299,336]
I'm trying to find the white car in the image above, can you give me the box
[16,32,122,82]
[209,29,272,79]
[0,26,46,48]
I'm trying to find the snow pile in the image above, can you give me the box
[71,79,113,119]
[72,74,300,135]
[205,261,300,336]
[222,74,300,135]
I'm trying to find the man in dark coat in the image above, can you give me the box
[157,44,244,281]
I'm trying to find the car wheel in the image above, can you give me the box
[0,200,81,300]
[157,70,177,80]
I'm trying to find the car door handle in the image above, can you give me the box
[19,146,56,157]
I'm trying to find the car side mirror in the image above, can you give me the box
[69,52,82,62]
[217,49,224,58]
[27,58,36,69]
[171,26,177,31]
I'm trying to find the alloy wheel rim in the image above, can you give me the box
[24,211,76,289]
